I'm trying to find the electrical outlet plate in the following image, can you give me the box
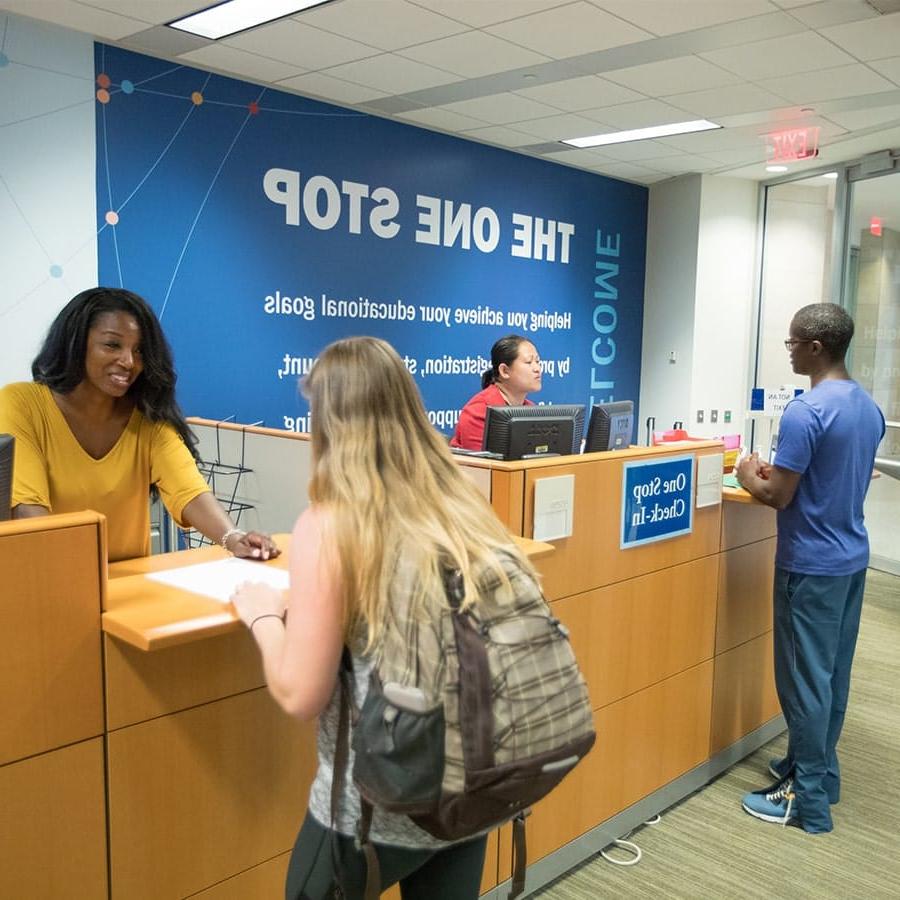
[696,410,704,423]
[710,409,718,423]
[724,410,732,423]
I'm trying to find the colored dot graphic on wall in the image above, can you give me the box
[0,52,9,68]
[49,265,63,278]
[91,50,364,315]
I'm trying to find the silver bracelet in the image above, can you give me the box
[220,527,247,551]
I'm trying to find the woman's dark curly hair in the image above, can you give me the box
[32,287,198,458]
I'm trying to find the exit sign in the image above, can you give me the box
[766,126,820,162]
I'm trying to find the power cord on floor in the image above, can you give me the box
[599,813,661,867]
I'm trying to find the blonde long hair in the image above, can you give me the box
[304,336,534,648]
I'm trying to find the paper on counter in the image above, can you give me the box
[146,557,289,604]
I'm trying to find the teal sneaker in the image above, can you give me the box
[742,777,798,827]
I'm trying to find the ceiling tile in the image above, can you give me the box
[787,0,879,30]
[513,74,644,110]
[870,56,900,87]
[699,146,771,165]
[398,30,550,78]
[580,98,698,129]
[820,11,900,61]
[512,112,614,141]
[438,92,559,124]
[295,0,467,51]
[542,147,614,164]
[656,125,770,152]
[409,0,574,29]
[275,71,389,105]
[459,124,542,147]
[78,1,204,24]
[1,0,147,39]
[225,19,379,69]
[769,0,816,8]
[602,56,742,95]
[589,0,777,38]
[816,123,900,159]
[358,95,423,114]
[700,31,857,81]
[396,106,490,131]
[597,140,691,161]
[486,1,652,59]
[180,44,306,83]
[631,173,672,184]
[758,64,897,103]
[821,103,900,131]
[664,83,789,118]
[321,54,462,94]
[638,154,721,173]
[582,159,664,179]
[119,25,208,57]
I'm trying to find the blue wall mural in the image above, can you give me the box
[95,44,647,435]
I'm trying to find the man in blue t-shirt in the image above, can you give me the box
[736,303,884,834]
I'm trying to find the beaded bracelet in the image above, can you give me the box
[220,527,247,552]
[249,613,285,633]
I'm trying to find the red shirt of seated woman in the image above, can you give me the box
[450,339,542,450]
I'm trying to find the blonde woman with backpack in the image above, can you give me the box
[231,336,542,900]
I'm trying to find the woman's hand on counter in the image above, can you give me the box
[231,581,287,631]
[227,529,281,560]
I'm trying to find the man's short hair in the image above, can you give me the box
[791,302,854,362]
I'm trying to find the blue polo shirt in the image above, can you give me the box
[774,379,884,576]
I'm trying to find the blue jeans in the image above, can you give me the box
[772,567,867,833]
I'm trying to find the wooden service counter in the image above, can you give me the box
[0,439,778,900]
[0,507,549,899]
[454,443,781,898]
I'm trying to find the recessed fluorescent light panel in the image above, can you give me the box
[562,119,720,149]
[169,0,333,40]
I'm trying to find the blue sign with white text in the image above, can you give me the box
[93,44,647,435]
[621,455,694,549]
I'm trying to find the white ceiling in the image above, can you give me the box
[3,0,900,184]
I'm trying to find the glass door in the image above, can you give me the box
[844,169,900,575]
[753,173,838,457]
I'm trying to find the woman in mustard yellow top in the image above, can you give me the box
[0,287,279,562]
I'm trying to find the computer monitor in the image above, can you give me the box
[0,434,14,522]
[584,401,634,453]
[482,405,585,461]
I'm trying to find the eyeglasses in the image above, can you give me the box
[784,338,811,349]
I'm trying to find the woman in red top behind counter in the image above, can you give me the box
[450,334,543,450]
